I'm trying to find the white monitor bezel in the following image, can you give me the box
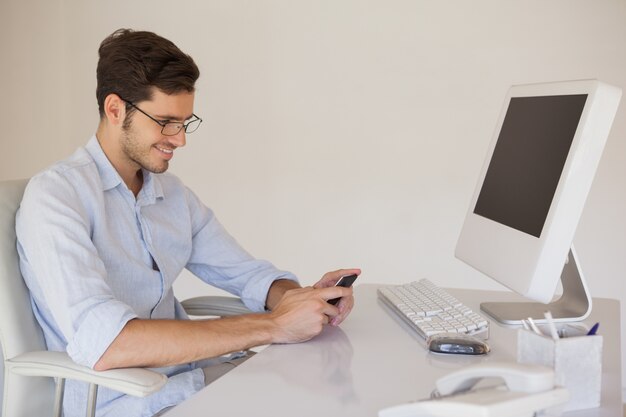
[455,79,622,303]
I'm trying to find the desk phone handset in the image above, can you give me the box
[379,362,570,417]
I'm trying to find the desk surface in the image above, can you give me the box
[166,285,622,417]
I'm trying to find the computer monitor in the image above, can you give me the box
[455,79,622,325]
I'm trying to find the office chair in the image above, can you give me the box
[0,179,251,417]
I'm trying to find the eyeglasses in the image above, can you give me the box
[122,99,202,136]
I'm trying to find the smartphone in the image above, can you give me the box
[327,274,358,305]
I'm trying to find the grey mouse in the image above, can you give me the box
[427,333,490,355]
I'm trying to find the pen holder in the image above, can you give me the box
[517,329,603,411]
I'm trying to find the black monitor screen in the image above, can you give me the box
[473,94,588,238]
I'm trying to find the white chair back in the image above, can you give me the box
[0,179,55,417]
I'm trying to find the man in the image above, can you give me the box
[16,28,359,417]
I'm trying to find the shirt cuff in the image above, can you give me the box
[241,273,299,312]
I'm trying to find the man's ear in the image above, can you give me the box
[103,94,127,127]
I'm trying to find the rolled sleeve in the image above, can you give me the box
[237,260,298,312]
[67,300,138,367]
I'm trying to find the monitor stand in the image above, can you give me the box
[480,246,592,325]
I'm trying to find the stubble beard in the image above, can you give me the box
[121,122,169,174]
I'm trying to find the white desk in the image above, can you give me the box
[166,285,622,417]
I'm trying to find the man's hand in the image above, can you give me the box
[267,268,361,343]
[313,269,360,326]
[268,284,353,343]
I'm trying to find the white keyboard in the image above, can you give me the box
[377,279,489,340]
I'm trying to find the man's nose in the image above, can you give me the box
[168,130,186,148]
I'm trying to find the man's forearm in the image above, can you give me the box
[95,279,300,371]
[94,314,276,371]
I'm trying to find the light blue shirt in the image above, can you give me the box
[16,136,297,417]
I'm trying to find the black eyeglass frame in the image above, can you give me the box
[121,98,202,136]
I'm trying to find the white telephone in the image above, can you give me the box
[379,362,569,417]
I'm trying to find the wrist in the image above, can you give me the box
[258,312,285,344]
[265,279,301,311]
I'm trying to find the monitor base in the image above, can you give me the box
[480,247,592,325]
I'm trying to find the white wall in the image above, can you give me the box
[2,0,625,404]
[0,0,67,410]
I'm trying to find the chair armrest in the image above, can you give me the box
[6,351,167,397]
[181,296,252,317]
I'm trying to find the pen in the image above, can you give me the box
[544,311,559,340]
[527,317,544,336]
[587,322,600,336]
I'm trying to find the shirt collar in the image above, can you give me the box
[85,135,165,203]
[85,135,122,191]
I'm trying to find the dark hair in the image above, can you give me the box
[96,29,200,118]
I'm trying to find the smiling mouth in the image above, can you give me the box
[155,146,174,155]
[155,146,174,154]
